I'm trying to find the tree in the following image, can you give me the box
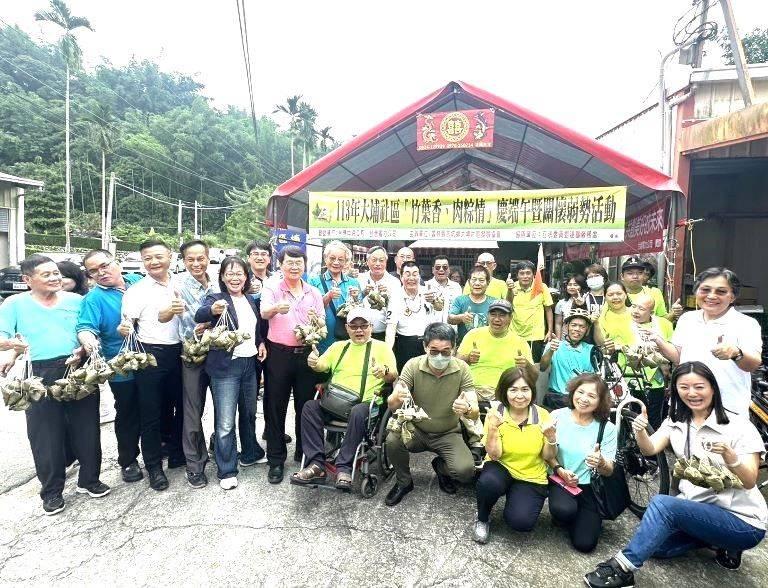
[297,101,318,170]
[317,126,335,153]
[273,95,302,176]
[34,0,93,251]
[720,27,768,65]
[218,185,273,250]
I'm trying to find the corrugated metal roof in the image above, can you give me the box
[0,172,44,188]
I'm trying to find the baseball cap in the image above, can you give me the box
[346,306,376,324]
[621,256,645,272]
[488,300,513,314]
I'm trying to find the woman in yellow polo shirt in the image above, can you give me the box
[472,367,557,543]
[594,282,633,352]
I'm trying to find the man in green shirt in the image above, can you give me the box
[384,322,479,506]
[621,256,683,322]
[291,307,397,490]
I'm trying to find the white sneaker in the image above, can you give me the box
[219,477,238,490]
[473,519,490,544]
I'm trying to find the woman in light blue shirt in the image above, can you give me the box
[549,373,617,553]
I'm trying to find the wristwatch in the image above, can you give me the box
[732,348,744,362]
[552,464,563,474]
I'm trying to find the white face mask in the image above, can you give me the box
[427,354,451,370]
[586,276,604,291]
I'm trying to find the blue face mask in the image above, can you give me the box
[427,354,451,370]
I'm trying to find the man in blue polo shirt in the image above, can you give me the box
[0,254,109,516]
[540,309,596,410]
[77,249,143,484]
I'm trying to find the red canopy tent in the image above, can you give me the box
[267,80,683,231]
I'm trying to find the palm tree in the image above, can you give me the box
[35,0,93,251]
[297,101,318,170]
[317,126,335,153]
[273,95,302,176]
[84,104,115,248]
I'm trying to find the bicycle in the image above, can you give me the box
[591,346,671,518]
[749,366,768,491]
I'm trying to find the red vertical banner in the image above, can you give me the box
[598,200,668,257]
[416,109,495,150]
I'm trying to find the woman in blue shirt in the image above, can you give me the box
[549,373,617,552]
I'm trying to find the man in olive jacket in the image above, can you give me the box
[384,322,479,507]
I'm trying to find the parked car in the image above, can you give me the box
[223,248,240,258]
[120,252,145,275]
[208,248,225,263]
[0,266,29,297]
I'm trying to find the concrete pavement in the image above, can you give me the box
[1,395,767,587]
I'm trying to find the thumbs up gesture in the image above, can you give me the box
[370,357,387,379]
[585,443,604,470]
[514,348,528,369]
[468,341,481,364]
[168,290,185,316]
[632,404,649,435]
[671,298,684,318]
[506,272,515,288]
[211,299,229,316]
[307,344,320,369]
[539,418,557,444]
[452,390,471,416]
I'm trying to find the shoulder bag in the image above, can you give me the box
[590,419,630,520]
[319,341,372,420]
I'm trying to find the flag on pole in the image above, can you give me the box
[531,243,545,297]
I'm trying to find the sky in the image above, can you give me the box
[2,0,766,143]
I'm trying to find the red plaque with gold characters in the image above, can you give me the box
[416,108,495,151]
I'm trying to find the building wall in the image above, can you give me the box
[692,78,768,119]
[0,184,17,267]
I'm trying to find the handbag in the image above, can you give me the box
[319,274,349,341]
[319,341,372,420]
[590,419,631,520]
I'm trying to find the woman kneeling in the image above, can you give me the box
[472,367,557,543]
[549,373,616,553]
[585,361,767,587]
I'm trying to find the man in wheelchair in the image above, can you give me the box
[291,307,397,490]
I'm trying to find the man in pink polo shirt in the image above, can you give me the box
[260,246,325,484]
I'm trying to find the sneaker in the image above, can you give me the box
[473,519,490,544]
[76,481,111,498]
[121,462,144,483]
[220,476,238,490]
[238,455,268,467]
[186,471,208,489]
[471,447,485,469]
[715,548,742,570]
[148,466,169,491]
[42,495,65,516]
[583,558,635,588]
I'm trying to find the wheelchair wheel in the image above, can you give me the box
[360,474,379,499]
[618,408,670,518]
[375,408,394,480]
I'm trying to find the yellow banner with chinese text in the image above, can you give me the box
[308,187,626,242]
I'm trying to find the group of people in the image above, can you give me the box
[0,239,765,586]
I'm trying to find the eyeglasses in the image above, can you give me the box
[224,272,246,279]
[249,251,270,258]
[347,323,370,331]
[477,260,494,266]
[469,278,487,284]
[433,265,449,270]
[427,349,453,357]
[86,260,114,277]
[326,256,347,264]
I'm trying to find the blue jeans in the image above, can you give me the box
[210,356,263,479]
[618,494,765,571]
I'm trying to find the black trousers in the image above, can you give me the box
[542,391,568,411]
[111,379,141,468]
[548,481,603,552]
[371,331,386,342]
[646,386,667,432]
[394,334,423,373]
[476,460,548,532]
[530,340,545,363]
[27,358,101,500]
[134,343,183,469]
[301,399,370,473]
[264,342,322,465]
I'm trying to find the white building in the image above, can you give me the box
[0,172,43,267]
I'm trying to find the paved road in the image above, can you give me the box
[1,395,767,587]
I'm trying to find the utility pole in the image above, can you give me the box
[689,0,710,68]
[194,200,199,239]
[64,63,71,252]
[719,0,755,106]
[105,172,115,249]
[177,199,183,247]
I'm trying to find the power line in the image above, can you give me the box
[235,0,260,147]
[115,180,246,210]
